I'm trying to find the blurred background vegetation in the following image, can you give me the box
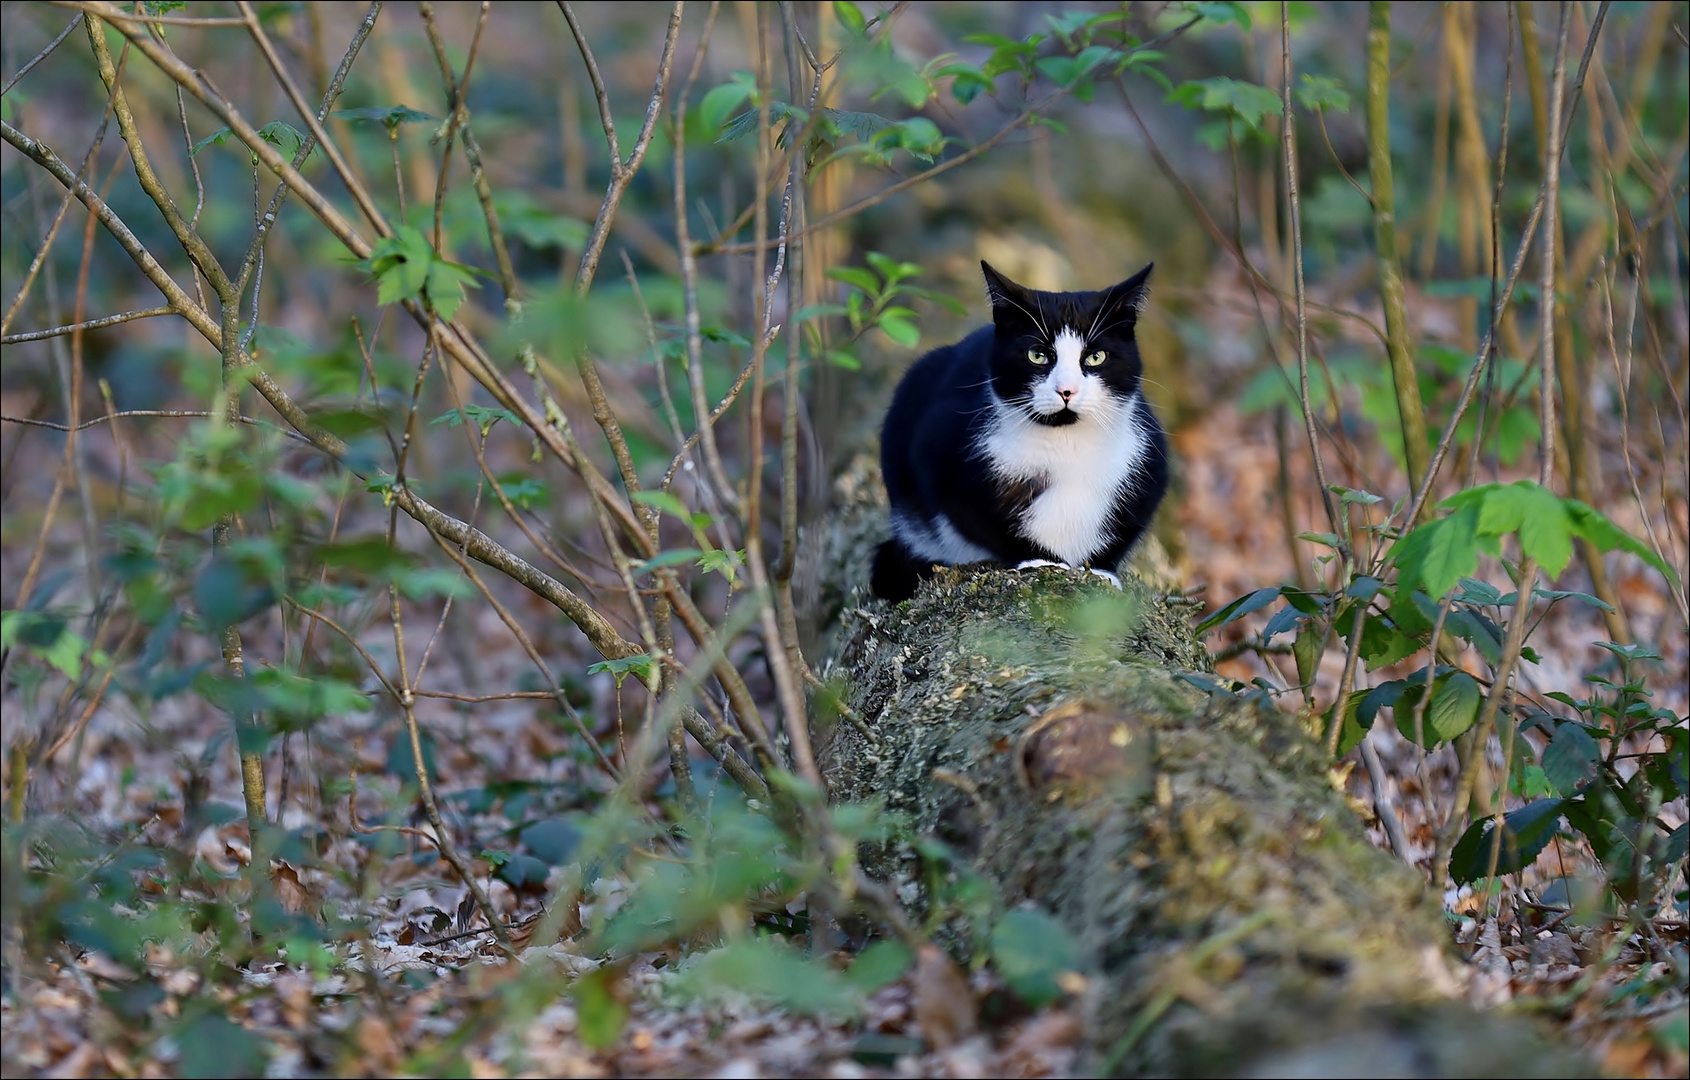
[1,1,1685,1076]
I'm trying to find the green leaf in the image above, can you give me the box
[363,226,433,306]
[1532,587,1614,613]
[1356,615,1419,668]
[630,490,691,518]
[1455,577,1502,607]
[1449,798,1566,884]
[1424,670,1482,745]
[1191,1,1252,29]
[1195,586,1280,634]
[588,654,655,685]
[794,302,850,322]
[1034,55,1081,88]
[424,258,481,321]
[1392,503,1480,600]
[1260,603,1307,643]
[1345,575,1385,600]
[991,909,1080,1007]
[334,104,441,130]
[520,817,583,865]
[430,403,519,431]
[1294,73,1350,113]
[494,191,589,252]
[189,126,234,157]
[1564,500,1678,585]
[878,314,919,348]
[1167,76,1283,133]
[827,266,880,293]
[673,938,861,1017]
[256,120,308,160]
[700,75,755,136]
[574,966,629,1049]
[633,548,706,575]
[495,852,550,888]
[42,623,90,680]
[177,1012,267,1079]
[941,64,995,105]
[1292,623,1321,687]
[697,548,744,583]
[390,566,472,600]
[1541,722,1599,796]
[1490,483,1573,577]
[832,0,867,36]
[847,939,912,992]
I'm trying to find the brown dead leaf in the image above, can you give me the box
[467,1052,507,1079]
[43,1041,100,1080]
[274,972,313,1031]
[356,1015,403,1076]
[912,944,977,1051]
[193,821,251,876]
[1601,1033,1655,1077]
[77,951,136,983]
[1004,1008,1083,1058]
[273,861,318,917]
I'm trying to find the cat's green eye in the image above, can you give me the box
[1084,351,1108,367]
[1027,348,1050,365]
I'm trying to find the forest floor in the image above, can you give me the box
[2,383,1684,1078]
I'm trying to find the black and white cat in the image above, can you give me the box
[870,261,1170,602]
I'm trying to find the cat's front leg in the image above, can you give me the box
[1014,558,1070,571]
[1013,559,1124,591]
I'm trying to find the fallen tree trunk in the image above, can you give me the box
[809,463,1584,1078]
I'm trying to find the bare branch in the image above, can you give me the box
[2,306,172,344]
[1,14,82,96]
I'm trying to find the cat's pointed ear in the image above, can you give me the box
[1106,262,1154,320]
[981,261,1035,326]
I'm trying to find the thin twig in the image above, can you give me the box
[2,306,172,343]
[1,14,82,96]
[1280,5,1341,557]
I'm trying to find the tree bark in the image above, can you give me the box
[809,458,1584,1078]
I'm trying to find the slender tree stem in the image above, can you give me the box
[1365,2,1432,519]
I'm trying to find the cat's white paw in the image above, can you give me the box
[1089,568,1123,589]
[1015,559,1069,571]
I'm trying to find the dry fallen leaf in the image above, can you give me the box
[911,944,977,1052]
[273,861,318,917]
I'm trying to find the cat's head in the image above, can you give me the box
[981,261,1153,428]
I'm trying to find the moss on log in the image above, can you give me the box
[811,463,1585,1077]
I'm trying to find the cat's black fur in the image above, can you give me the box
[870,261,1170,602]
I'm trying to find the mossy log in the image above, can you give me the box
[808,464,1584,1078]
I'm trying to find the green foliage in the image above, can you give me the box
[809,251,965,357]
[672,937,861,1017]
[334,104,442,132]
[1202,468,1682,901]
[1294,73,1351,113]
[990,908,1081,1007]
[191,120,311,162]
[359,225,481,321]
[430,403,520,436]
[846,939,914,991]
[492,194,589,254]
[1168,76,1284,149]
[586,653,656,686]
[1449,798,1568,885]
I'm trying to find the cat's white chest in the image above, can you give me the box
[981,395,1150,565]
